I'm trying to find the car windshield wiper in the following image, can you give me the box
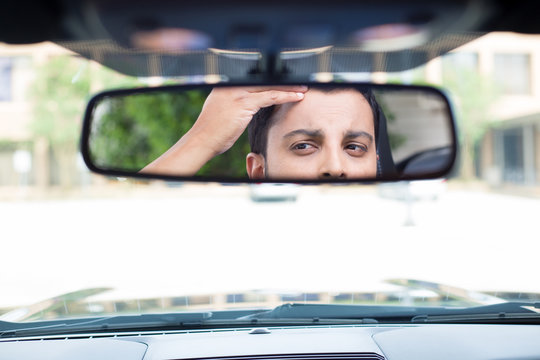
[411,305,540,324]
[0,309,268,339]
[0,311,213,339]
[244,302,540,323]
[411,312,540,324]
[3,302,539,338]
[0,310,376,339]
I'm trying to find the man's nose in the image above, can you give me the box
[319,148,346,179]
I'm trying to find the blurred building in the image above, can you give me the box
[0,42,86,188]
[454,33,540,187]
[372,33,540,186]
[429,33,540,187]
[1,33,540,188]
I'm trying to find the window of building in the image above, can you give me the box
[501,127,525,184]
[0,57,13,101]
[494,53,531,95]
[226,294,245,303]
[442,52,478,79]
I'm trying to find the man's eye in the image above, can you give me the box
[294,143,312,150]
[345,143,368,154]
[291,142,317,154]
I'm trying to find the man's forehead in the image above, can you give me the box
[269,89,374,131]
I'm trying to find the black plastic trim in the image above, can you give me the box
[80,81,458,184]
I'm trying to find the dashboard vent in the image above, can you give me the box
[173,353,384,360]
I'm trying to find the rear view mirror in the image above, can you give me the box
[81,83,457,183]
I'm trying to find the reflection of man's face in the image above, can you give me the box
[248,89,377,179]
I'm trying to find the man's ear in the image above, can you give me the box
[246,152,265,179]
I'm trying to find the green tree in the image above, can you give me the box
[30,56,91,147]
[30,56,253,181]
[89,89,251,178]
[90,91,205,170]
[30,55,140,186]
[442,67,501,179]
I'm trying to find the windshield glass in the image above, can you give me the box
[1,32,540,324]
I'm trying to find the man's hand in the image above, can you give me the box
[189,86,308,156]
[141,86,307,176]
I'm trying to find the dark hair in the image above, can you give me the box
[247,87,381,157]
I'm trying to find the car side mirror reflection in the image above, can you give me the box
[81,83,457,183]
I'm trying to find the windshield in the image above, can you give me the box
[1,32,540,325]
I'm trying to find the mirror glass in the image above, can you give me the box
[82,84,456,182]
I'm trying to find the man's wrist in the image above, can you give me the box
[140,132,215,176]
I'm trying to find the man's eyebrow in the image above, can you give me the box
[283,129,323,138]
[344,131,373,143]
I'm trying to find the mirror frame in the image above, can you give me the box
[80,82,458,184]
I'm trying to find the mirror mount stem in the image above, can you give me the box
[248,51,290,82]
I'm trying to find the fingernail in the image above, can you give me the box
[299,85,308,91]
[296,92,305,98]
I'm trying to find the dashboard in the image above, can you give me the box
[2,325,540,360]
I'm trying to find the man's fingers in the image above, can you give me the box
[251,90,305,108]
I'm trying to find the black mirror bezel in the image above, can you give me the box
[80,81,458,184]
